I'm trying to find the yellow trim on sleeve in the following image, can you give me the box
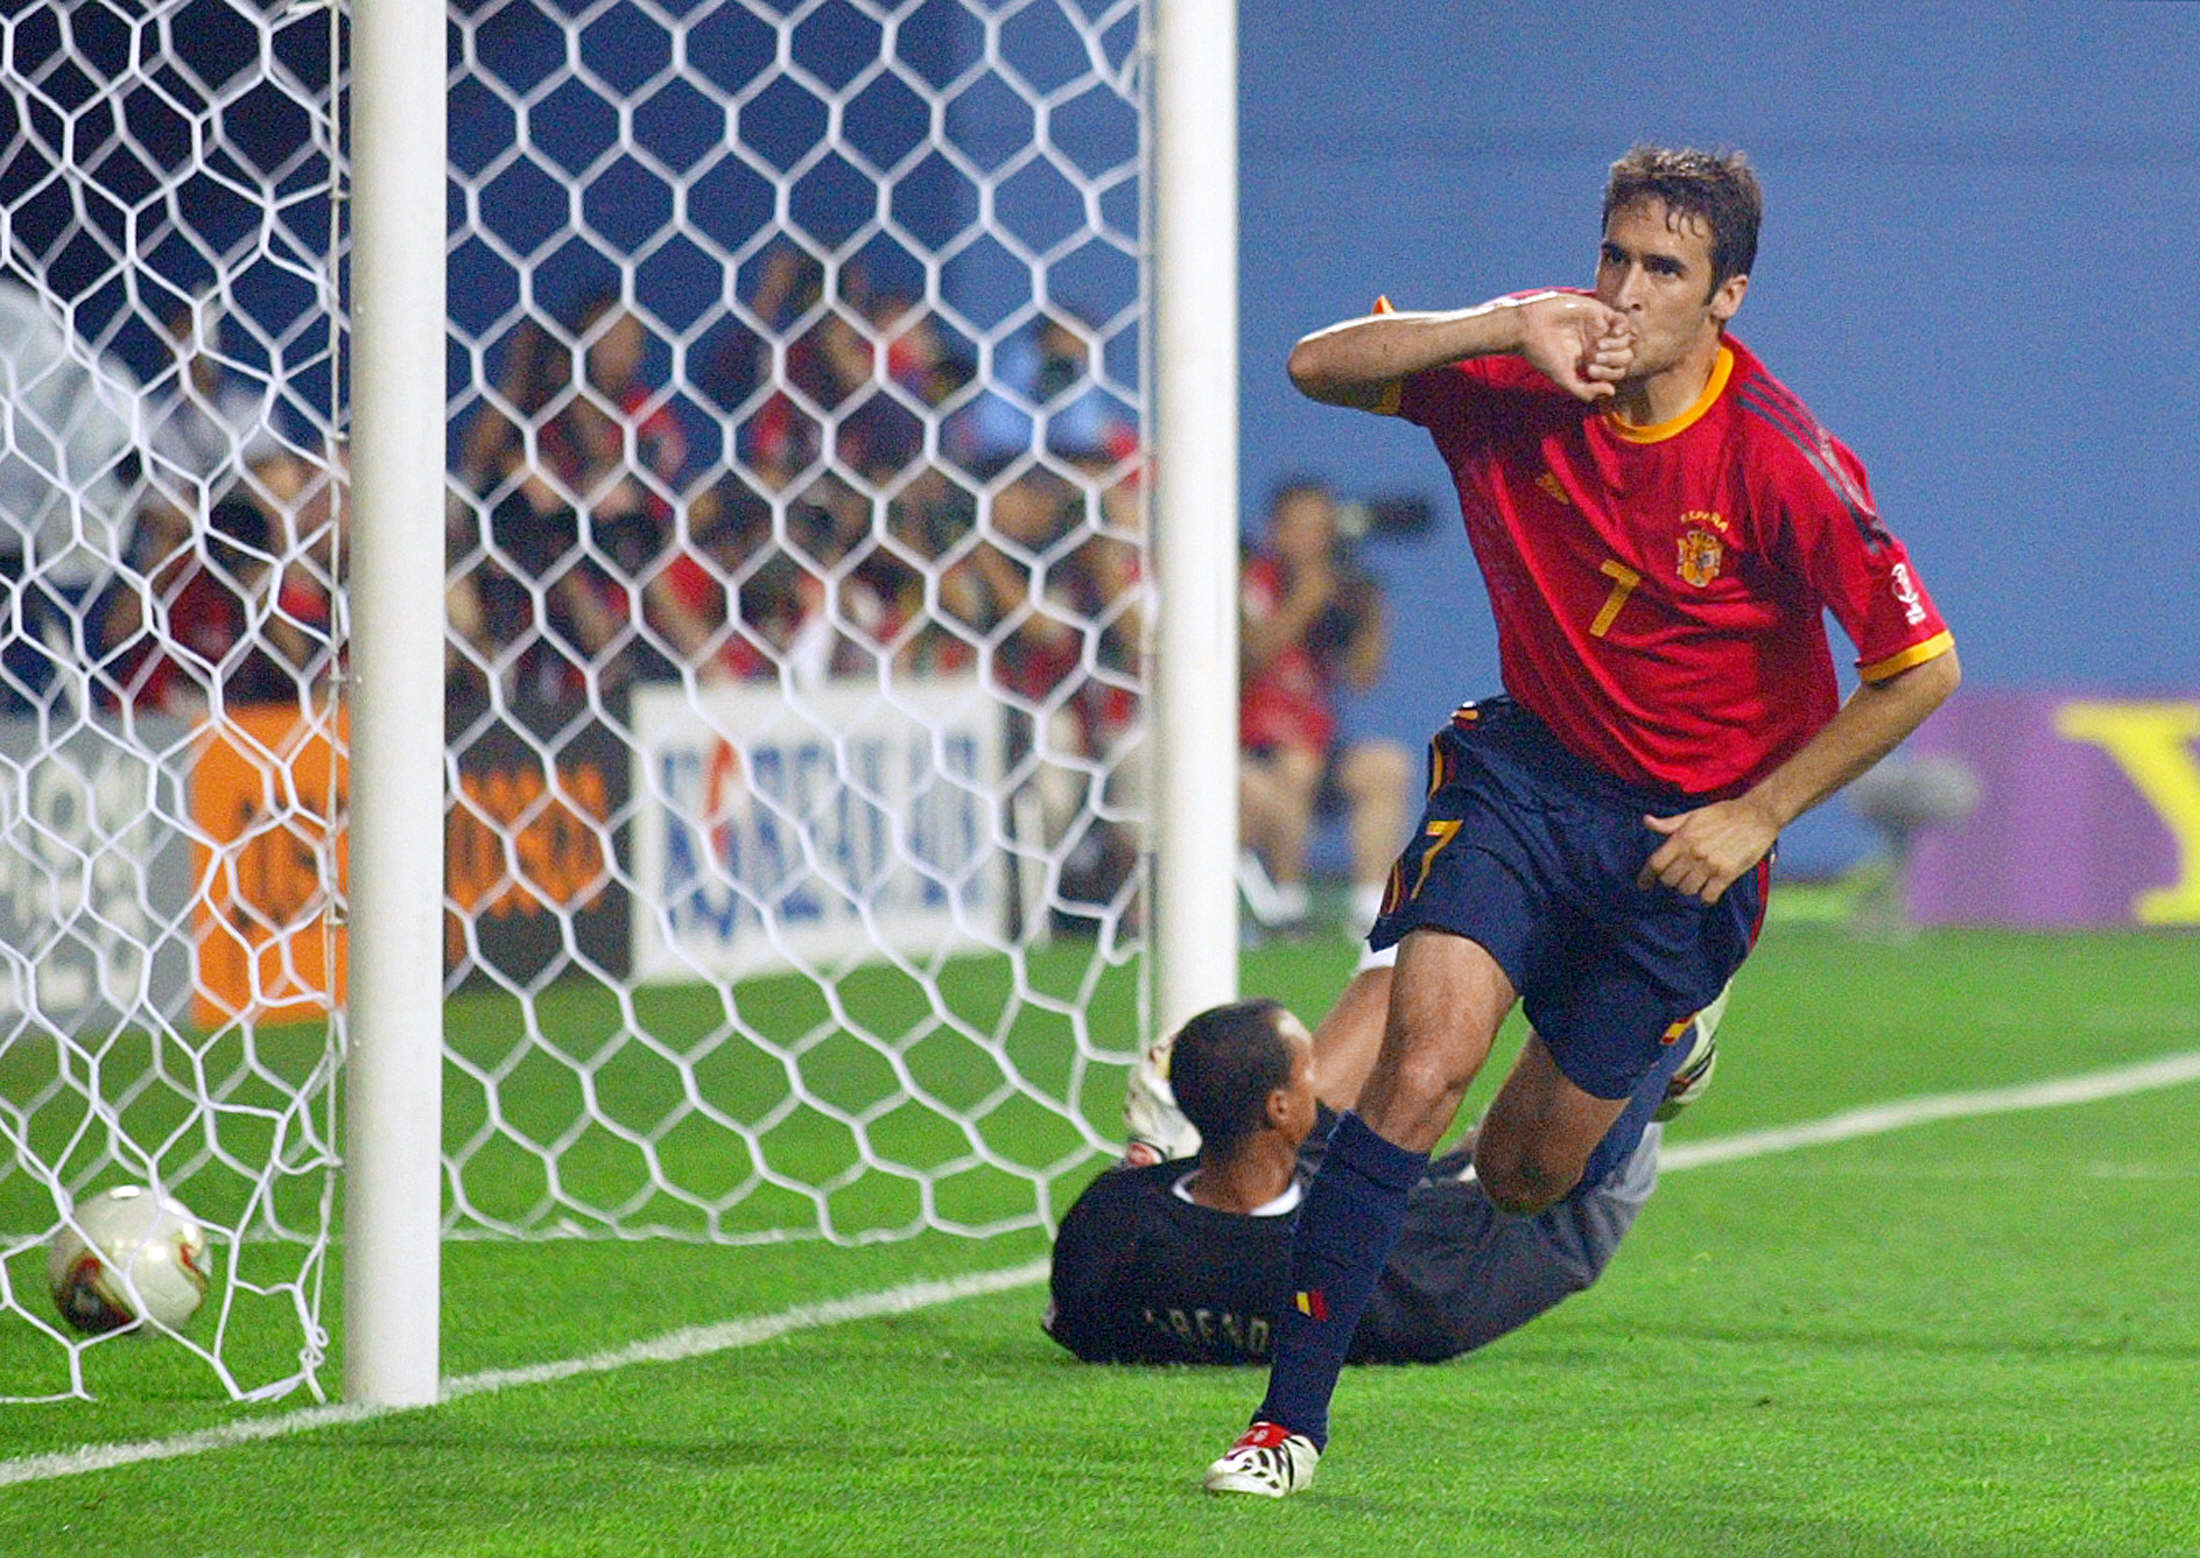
[1859,630,1955,683]
[1603,345,1734,444]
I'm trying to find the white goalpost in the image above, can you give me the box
[0,0,1237,1407]
[345,0,448,1408]
[1147,0,1238,1040]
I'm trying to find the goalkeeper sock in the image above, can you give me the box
[1254,1111,1426,1449]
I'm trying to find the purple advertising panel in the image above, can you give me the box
[1906,692,2200,928]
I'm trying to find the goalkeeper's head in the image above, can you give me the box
[1167,1000,1319,1164]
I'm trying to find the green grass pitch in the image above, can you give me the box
[3,925,2198,1556]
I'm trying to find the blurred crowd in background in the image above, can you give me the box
[444,247,1142,743]
[4,247,1411,930]
[0,278,342,726]
[0,248,1157,915]
[1,248,1143,744]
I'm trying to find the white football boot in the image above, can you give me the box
[1203,1421,1320,1497]
[1655,979,1732,1122]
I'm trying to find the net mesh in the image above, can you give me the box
[0,0,1149,1403]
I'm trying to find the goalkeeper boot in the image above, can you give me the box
[1203,1421,1319,1498]
[1655,978,1732,1122]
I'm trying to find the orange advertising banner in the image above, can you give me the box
[189,704,348,1028]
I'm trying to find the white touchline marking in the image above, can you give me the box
[9,1044,2200,1488]
[1659,1047,2200,1172]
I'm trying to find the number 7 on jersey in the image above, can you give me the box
[1590,559,1640,638]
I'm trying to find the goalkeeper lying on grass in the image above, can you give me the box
[1044,949,1723,1365]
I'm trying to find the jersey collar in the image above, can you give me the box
[1601,344,1734,445]
[1172,1171,1303,1217]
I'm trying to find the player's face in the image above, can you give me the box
[1595,199,1747,382]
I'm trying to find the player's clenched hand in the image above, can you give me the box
[1636,799,1778,904]
[1515,294,1634,402]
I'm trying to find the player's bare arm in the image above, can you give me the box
[1639,646,1962,903]
[1287,292,1635,410]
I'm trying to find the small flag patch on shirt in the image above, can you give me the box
[1294,1289,1329,1321]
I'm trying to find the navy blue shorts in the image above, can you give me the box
[1369,697,1769,1100]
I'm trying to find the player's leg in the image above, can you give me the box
[1208,929,1512,1495]
[1306,946,1394,1109]
[1477,876,1759,1214]
[1348,986,1730,1363]
[1211,709,1540,1496]
[1471,1034,1631,1214]
[1354,927,1514,1152]
[1353,1075,1667,1364]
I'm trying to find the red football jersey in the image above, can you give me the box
[1385,334,1953,795]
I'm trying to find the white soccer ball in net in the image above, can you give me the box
[47,1186,213,1336]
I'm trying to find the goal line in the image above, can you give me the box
[8,1043,2199,1490]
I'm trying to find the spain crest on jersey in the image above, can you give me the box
[1676,527,1723,588]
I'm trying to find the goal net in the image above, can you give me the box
[0,0,1152,1404]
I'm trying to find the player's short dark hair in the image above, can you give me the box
[1168,1000,1298,1158]
[1603,145,1762,291]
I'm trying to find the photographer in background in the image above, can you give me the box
[1239,480,1412,937]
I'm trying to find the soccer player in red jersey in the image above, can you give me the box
[1205,146,1960,1497]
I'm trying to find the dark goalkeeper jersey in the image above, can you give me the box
[1044,1114,1658,1366]
[1044,1160,1300,1365]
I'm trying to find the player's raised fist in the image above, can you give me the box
[1514,293,1634,402]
